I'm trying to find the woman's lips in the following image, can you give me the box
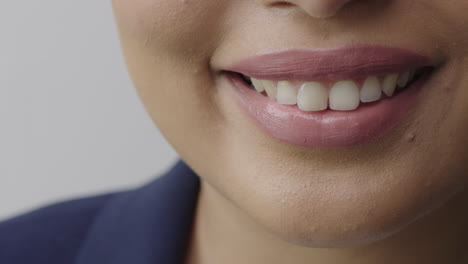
[226,46,433,81]
[222,46,434,148]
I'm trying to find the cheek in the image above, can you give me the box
[112,0,228,56]
[111,0,232,144]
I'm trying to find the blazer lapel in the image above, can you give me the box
[75,160,200,264]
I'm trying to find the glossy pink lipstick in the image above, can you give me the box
[228,46,432,81]
[223,46,435,148]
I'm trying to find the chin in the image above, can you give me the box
[215,161,467,248]
[254,192,458,248]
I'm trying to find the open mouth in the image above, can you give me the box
[221,46,437,148]
[230,66,432,112]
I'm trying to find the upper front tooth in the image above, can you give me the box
[397,71,410,88]
[251,78,265,92]
[329,80,360,111]
[297,82,328,111]
[276,81,297,105]
[382,74,399,96]
[262,80,277,98]
[360,76,381,103]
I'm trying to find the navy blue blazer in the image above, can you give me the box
[0,160,200,264]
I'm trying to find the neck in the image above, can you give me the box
[184,181,468,264]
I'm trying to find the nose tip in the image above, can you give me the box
[262,0,354,18]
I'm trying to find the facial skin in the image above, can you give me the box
[111,0,468,262]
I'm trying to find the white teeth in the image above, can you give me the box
[397,71,410,88]
[276,81,297,105]
[251,78,265,92]
[329,81,360,111]
[262,80,277,98]
[360,76,381,103]
[246,69,420,111]
[297,82,328,111]
[382,74,399,97]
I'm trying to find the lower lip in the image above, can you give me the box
[225,72,428,148]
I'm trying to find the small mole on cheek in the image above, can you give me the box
[405,133,416,143]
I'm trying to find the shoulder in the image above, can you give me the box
[0,160,200,264]
[0,192,122,264]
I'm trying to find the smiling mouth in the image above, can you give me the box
[224,46,436,112]
[233,67,432,112]
[220,45,438,148]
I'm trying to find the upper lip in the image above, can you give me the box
[225,45,434,81]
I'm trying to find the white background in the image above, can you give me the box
[0,1,178,220]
